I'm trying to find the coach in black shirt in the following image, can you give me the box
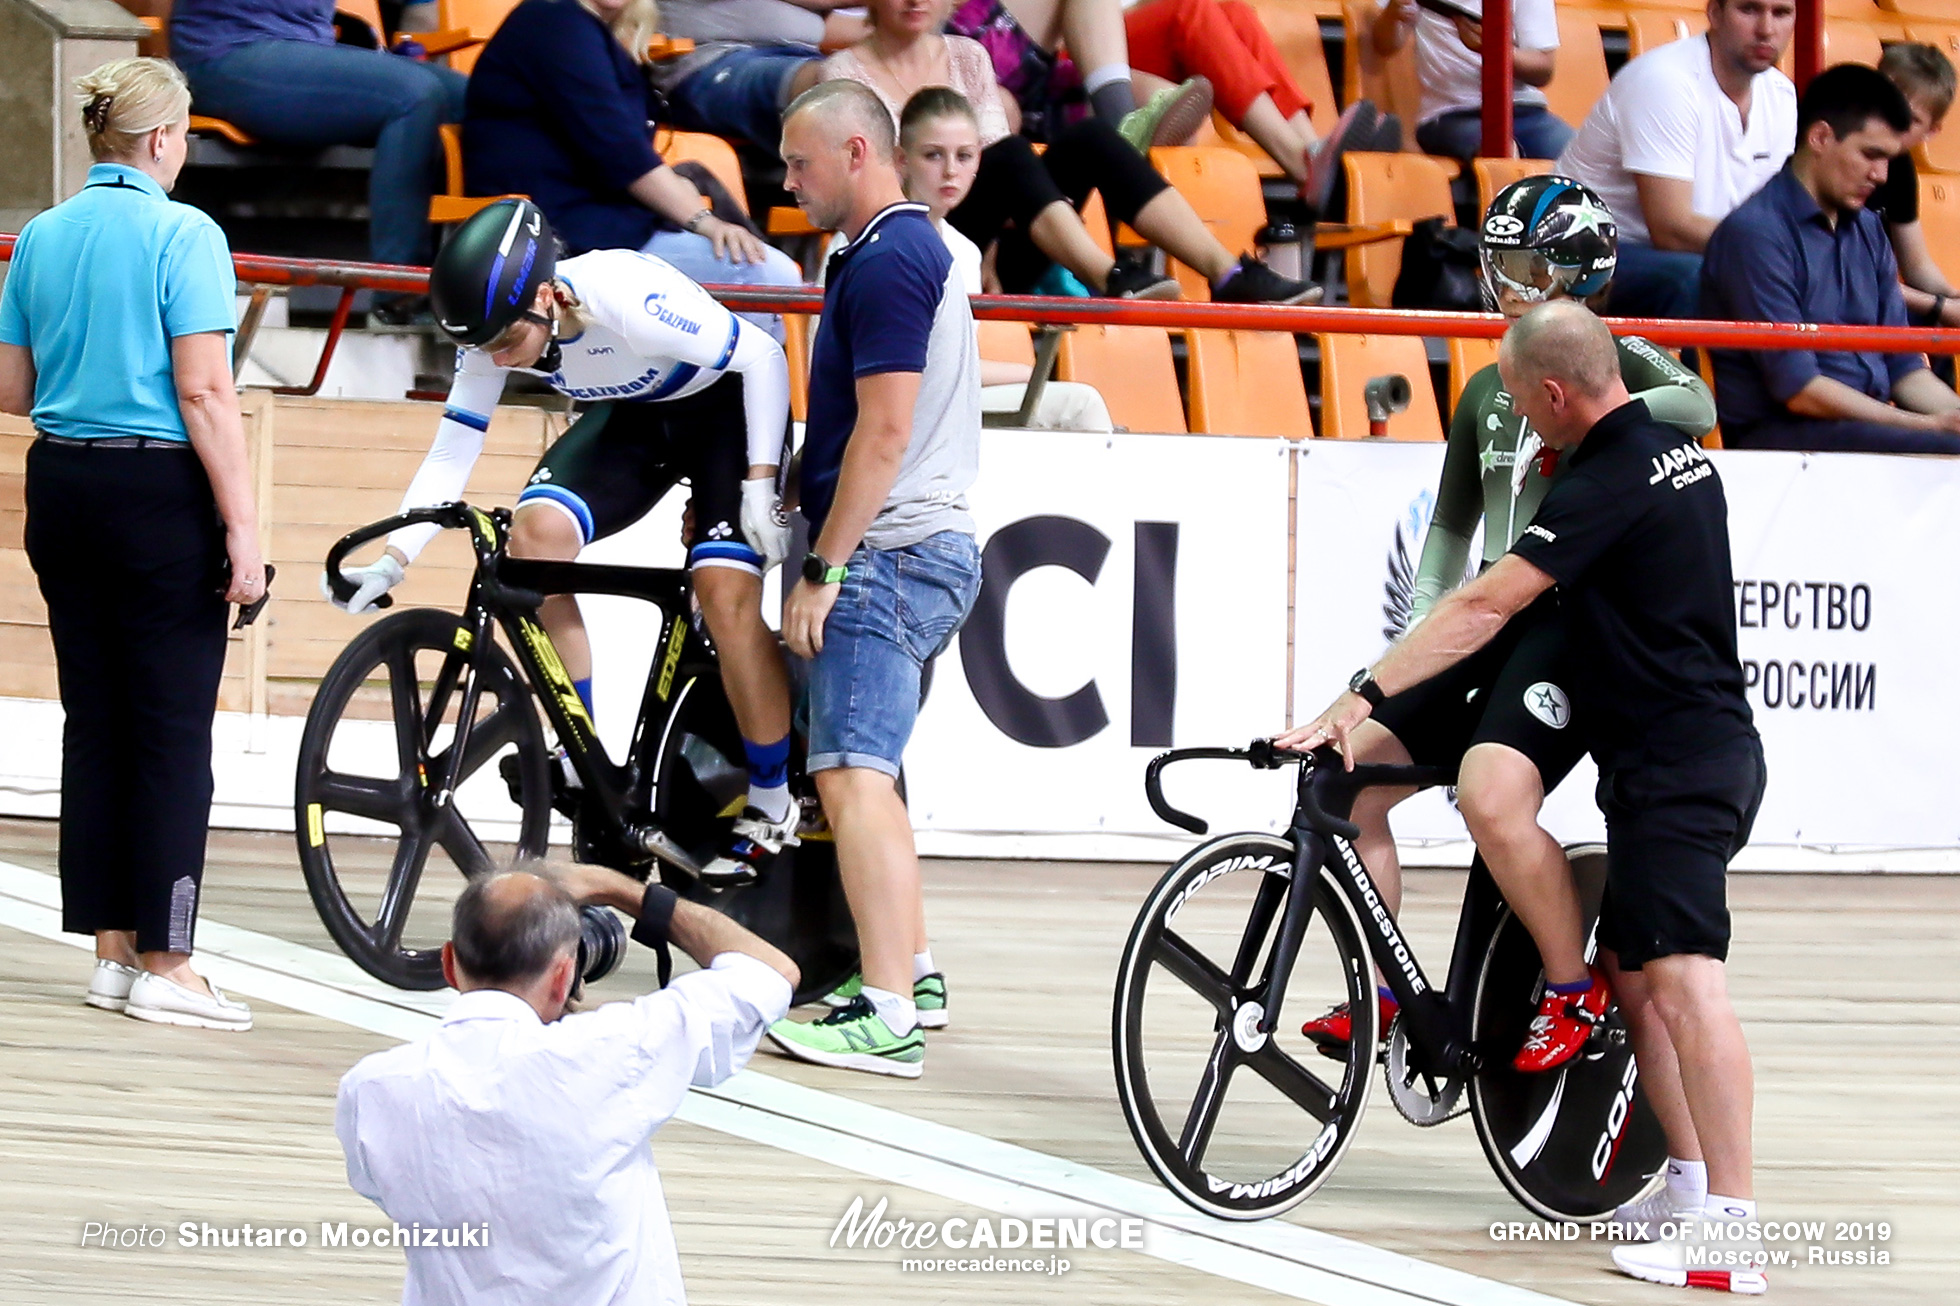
[1284,301,1771,1290]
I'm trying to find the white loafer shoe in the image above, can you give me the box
[85,960,141,1013]
[124,971,253,1032]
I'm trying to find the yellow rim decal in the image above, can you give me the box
[306,802,324,847]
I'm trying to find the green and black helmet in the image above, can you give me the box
[1478,175,1618,312]
[429,199,558,346]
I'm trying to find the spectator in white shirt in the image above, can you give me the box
[1557,0,1798,319]
[1372,0,1572,163]
[336,867,798,1306]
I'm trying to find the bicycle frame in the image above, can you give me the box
[1145,743,1495,1079]
[325,503,716,874]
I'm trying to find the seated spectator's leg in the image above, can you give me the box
[182,41,463,268]
[1413,109,1485,163]
[1511,106,1574,162]
[640,229,804,343]
[1724,418,1960,455]
[669,46,822,146]
[1125,0,1315,181]
[1606,242,1705,320]
[1004,0,1138,121]
[1046,120,1238,283]
[954,136,1120,292]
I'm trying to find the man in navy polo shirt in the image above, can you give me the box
[767,80,983,1078]
[1702,64,1960,453]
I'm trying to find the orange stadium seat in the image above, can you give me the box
[1879,0,1956,20]
[1544,10,1612,137]
[1148,147,1267,300]
[654,129,749,210]
[435,0,519,73]
[1184,330,1312,436]
[1343,0,1422,146]
[1315,332,1444,440]
[1473,157,1555,219]
[1624,7,1702,57]
[429,124,525,224]
[1342,151,1456,309]
[1252,0,1341,138]
[1822,20,1885,68]
[1056,326,1187,433]
[1919,174,1960,281]
[1906,25,1960,174]
[1446,335,1500,408]
[977,319,1037,368]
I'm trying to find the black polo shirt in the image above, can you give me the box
[1509,400,1756,772]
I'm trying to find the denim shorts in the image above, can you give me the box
[670,45,820,146]
[807,531,983,777]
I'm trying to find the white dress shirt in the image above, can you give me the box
[336,952,792,1306]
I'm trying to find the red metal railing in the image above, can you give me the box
[6,236,1959,398]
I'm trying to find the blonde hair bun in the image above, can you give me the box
[75,57,191,161]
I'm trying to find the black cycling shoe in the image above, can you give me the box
[1102,259,1182,301]
[1212,255,1322,306]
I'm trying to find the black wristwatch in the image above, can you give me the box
[1348,667,1385,708]
[802,551,848,585]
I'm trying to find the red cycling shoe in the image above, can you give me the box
[1301,988,1399,1060]
[1513,966,1612,1073]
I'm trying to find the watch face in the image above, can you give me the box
[1350,669,1369,693]
[802,553,827,584]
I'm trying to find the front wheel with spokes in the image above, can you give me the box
[1113,833,1377,1220]
[296,607,552,989]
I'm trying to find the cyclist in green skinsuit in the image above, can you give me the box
[1299,175,1717,1075]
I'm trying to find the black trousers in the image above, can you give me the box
[948,122,1172,292]
[24,440,229,954]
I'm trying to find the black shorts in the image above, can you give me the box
[1369,596,1586,788]
[515,373,763,574]
[1595,739,1766,970]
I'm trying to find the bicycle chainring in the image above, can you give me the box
[1385,1016,1467,1127]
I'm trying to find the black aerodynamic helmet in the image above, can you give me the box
[1478,175,1618,311]
[429,199,558,346]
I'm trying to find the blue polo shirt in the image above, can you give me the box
[0,165,236,442]
[1701,164,1923,432]
[802,202,979,549]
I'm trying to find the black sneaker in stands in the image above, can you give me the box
[1212,255,1322,305]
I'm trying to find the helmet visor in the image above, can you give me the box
[1480,248,1582,310]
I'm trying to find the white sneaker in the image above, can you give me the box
[85,960,141,1013]
[124,971,253,1032]
[699,806,801,887]
[1612,1226,1769,1294]
[1611,1182,1701,1242]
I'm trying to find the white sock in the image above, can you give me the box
[861,985,918,1036]
[1082,63,1134,96]
[748,782,793,825]
[1665,1157,1708,1211]
[913,949,935,982]
[1703,1194,1757,1224]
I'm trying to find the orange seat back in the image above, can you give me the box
[1543,10,1611,135]
[438,0,519,72]
[1342,0,1422,146]
[1343,151,1456,309]
[1918,174,1960,287]
[1623,7,1702,57]
[1472,157,1556,224]
[1056,326,1186,433]
[1315,333,1443,441]
[655,129,750,212]
[1446,335,1500,408]
[1149,146,1268,300]
[1184,330,1311,437]
[977,319,1036,367]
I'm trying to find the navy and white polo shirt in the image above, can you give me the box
[803,202,979,548]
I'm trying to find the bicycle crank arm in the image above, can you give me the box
[634,827,705,878]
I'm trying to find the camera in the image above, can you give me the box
[574,904,627,994]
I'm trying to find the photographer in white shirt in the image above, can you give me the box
[335,867,797,1306]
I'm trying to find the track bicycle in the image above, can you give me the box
[1113,740,1665,1221]
[296,502,857,1004]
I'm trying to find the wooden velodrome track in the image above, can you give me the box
[0,818,1953,1305]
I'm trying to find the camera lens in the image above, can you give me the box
[575,905,626,986]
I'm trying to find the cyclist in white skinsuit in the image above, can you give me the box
[326,200,801,883]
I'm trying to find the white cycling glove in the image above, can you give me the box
[321,553,406,615]
[739,476,790,572]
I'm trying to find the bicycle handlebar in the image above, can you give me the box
[1144,740,1363,842]
[323,504,482,610]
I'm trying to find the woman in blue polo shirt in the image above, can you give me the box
[0,58,265,1033]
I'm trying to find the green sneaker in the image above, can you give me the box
[1118,76,1214,153]
[822,971,947,1029]
[768,997,925,1078]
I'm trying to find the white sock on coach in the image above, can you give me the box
[913,950,935,982]
[861,985,918,1037]
[1666,1157,1708,1211]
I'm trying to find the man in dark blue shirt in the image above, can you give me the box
[766,81,981,1079]
[1702,64,1960,453]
